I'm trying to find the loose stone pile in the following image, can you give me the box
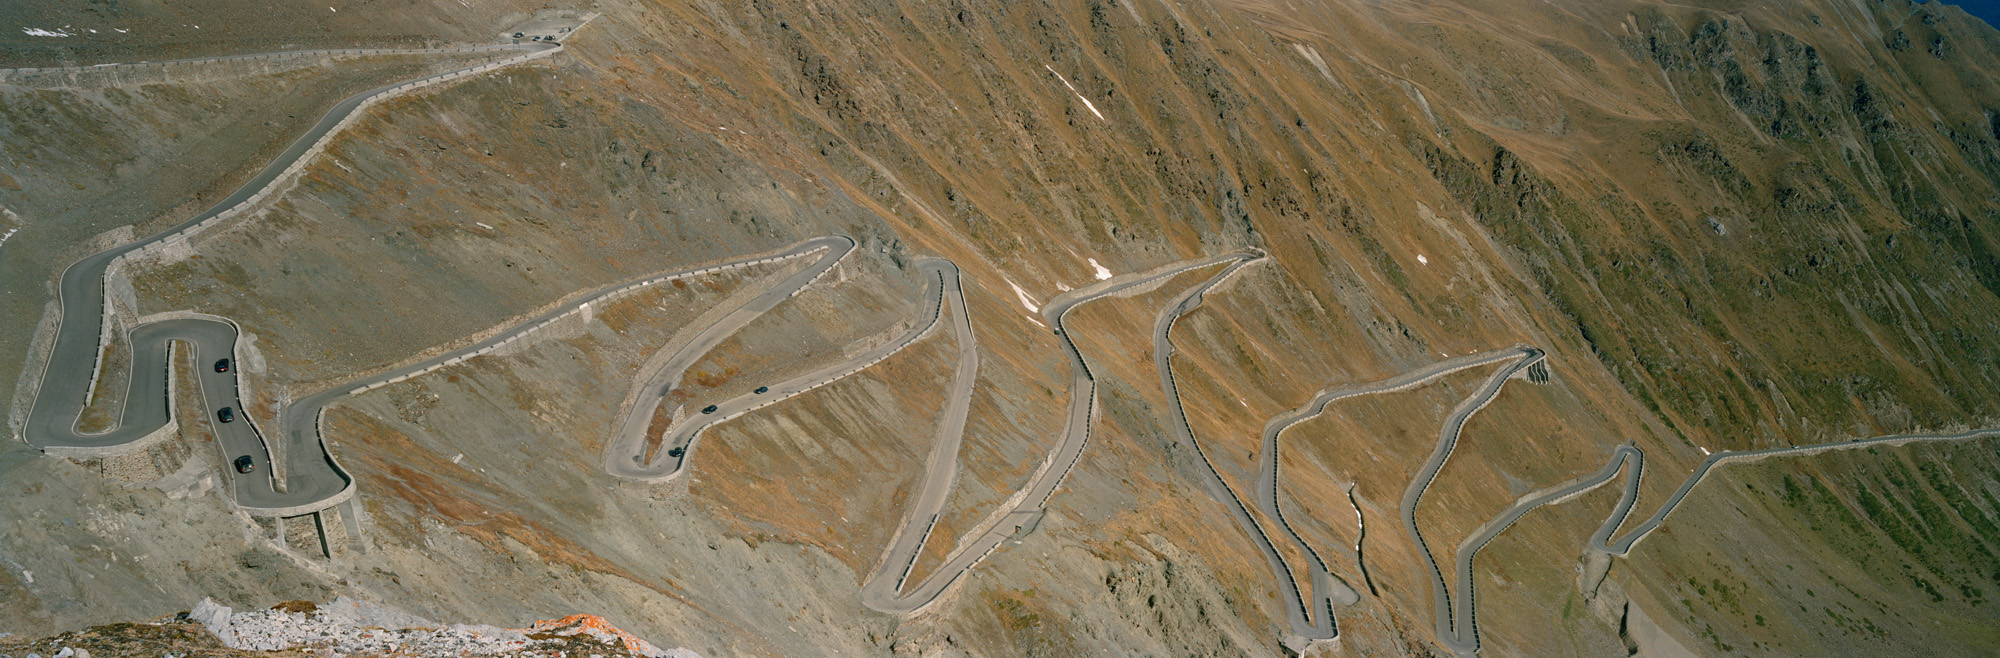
[185,597,699,657]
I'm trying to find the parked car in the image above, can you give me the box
[701,405,718,414]
[214,358,231,373]
[754,386,769,394]
[513,32,525,38]
[234,455,255,473]
[217,407,235,423]
[667,447,684,458]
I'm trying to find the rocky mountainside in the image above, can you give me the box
[0,595,698,658]
[5,0,2000,656]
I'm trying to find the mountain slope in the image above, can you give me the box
[5,0,2000,656]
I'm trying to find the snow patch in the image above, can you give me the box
[1416,254,1428,265]
[1087,258,1113,280]
[1044,65,1106,120]
[1009,281,1040,313]
[22,28,74,37]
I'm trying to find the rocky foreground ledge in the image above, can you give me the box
[0,597,700,658]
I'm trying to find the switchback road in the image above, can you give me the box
[1324,344,2000,656]
[858,260,978,612]
[857,248,1263,615]
[21,39,571,515]
[1233,346,1546,645]
[603,248,950,482]
[1150,252,1365,645]
[1399,347,1546,655]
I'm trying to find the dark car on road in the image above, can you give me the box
[233,455,254,473]
[754,386,769,394]
[214,358,231,373]
[701,405,718,414]
[667,447,684,458]
[217,407,235,423]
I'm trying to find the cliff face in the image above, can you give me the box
[6,0,2000,656]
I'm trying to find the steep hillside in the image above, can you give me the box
[6,0,2000,656]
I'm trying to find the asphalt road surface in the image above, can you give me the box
[1370,345,2000,656]
[858,260,978,612]
[856,249,1263,615]
[603,246,950,481]
[1149,252,1361,645]
[21,41,564,514]
[1397,347,1545,656]
[23,27,2000,652]
[1231,346,1546,645]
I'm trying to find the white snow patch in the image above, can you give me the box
[20,570,30,584]
[1087,257,1113,280]
[474,222,494,230]
[114,28,128,33]
[1417,254,1428,265]
[1698,446,1710,455]
[329,6,337,11]
[0,229,17,250]
[451,453,464,464]
[22,28,74,37]
[1008,281,1041,313]
[1044,65,1106,120]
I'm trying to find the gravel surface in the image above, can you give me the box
[184,596,699,658]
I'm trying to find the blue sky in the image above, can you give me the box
[1949,0,2000,28]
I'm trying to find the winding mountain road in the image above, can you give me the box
[603,247,955,482]
[1275,343,2000,656]
[19,39,576,515]
[855,248,1264,615]
[1227,346,1547,644]
[1399,347,1546,655]
[858,261,979,612]
[1150,251,1365,644]
[21,23,2000,656]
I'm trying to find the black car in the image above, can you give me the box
[217,407,235,423]
[214,358,231,373]
[233,455,255,473]
[754,386,769,394]
[667,447,684,458]
[701,405,718,414]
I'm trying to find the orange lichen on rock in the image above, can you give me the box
[518,614,665,657]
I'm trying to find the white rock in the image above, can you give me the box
[187,598,235,647]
